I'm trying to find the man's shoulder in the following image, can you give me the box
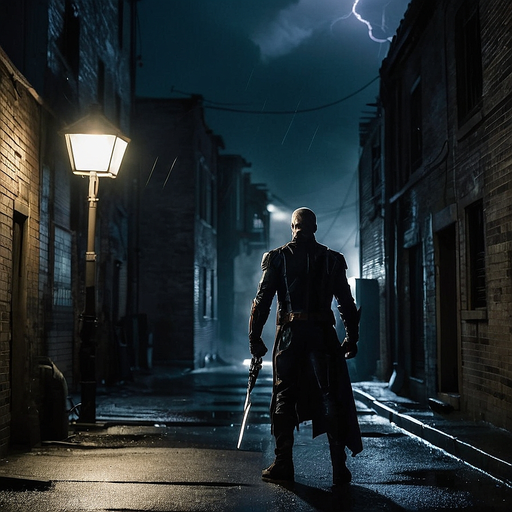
[261,241,347,269]
[322,245,348,270]
[260,245,287,270]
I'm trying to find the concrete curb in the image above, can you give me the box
[353,388,512,487]
[0,475,52,491]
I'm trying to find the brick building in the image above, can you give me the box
[132,97,223,368]
[359,0,512,431]
[0,0,134,452]
[132,98,270,369]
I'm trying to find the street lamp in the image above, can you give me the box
[62,105,130,423]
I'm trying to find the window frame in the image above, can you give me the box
[455,0,483,126]
[466,200,486,310]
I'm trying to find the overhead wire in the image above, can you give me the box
[170,86,253,106]
[171,76,380,115]
[322,168,358,239]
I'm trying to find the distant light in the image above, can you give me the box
[243,358,272,367]
[267,204,289,222]
[348,276,356,296]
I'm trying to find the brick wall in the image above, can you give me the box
[0,48,43,454]
[134,97,220,368]
[461,1,512,429]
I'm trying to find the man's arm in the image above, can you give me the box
[332,252,360,359]
[248,250,280,357]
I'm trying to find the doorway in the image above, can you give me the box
[408,244,425,381]
[436,224,459,394]
[11,212,28,443]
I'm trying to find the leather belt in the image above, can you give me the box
[288,312,309,321]
[278,311,334,325]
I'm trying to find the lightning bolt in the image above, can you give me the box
[352,0,392,43]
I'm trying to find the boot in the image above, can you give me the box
[328,435,351,486]
[261,459,294,483]
[262,414,295,483]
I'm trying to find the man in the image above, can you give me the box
[248,207,362,486]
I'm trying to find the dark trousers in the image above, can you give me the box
[272,322,344,459]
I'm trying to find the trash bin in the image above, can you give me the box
[38,358,69,441]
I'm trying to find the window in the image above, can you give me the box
[201,267,208,317]
[410,78,422,173]
[371,128,382,197]
[198,158,216,227]
[252,214,264,231]
[61,0,80,78]
[467,201,486,309]
[210,270,215,319]
[200,267,215,318]
[455,0,483,124]
[53,227,73,307]
[392,82,406,190]
[118,0,125,49]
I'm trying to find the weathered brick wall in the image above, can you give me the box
[459,1,512,429]
[377,0,512,428]
[0,48,42,454]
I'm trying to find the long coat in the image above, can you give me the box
[252,236,363,456]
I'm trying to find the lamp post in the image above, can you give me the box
[62,105,130,423]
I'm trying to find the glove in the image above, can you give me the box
[249,337,268,358]
[341,337,358,359]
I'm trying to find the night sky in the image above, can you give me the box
[136,0,410,276]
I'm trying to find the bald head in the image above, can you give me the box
[291,207,317,239]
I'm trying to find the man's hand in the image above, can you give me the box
[341,337,358,359]
[249,337,268,358]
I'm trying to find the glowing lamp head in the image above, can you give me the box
[63,105,130,178]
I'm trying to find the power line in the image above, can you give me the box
[170,86,253,107]
[172,76,380,115]
[339,223,359,253]
[322,168,358,239]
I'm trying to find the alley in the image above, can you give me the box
[0,364,511,511]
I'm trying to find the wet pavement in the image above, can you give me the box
[353,381,512,487]
[85,363,512,488]
[0,362,511,510]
